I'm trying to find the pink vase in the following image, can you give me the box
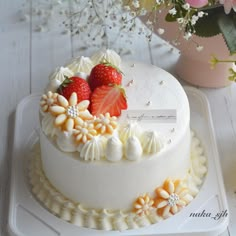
[141,12,235,88]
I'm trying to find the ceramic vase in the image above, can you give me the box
[141,11,235,88]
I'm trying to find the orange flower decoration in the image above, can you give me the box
[154,178,192,218]
[40,91,58,112]
[49,92,92,131]
[94,113,117,135]
[133,194,154,216]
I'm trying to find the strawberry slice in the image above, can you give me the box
[90,85,128,116]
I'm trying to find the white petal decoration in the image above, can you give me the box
[119,122,142,143]
[141,131,164,155]
[56,131,77,152]
[125,136,143,161]
[91,49,121,67]
[42,113,58,138]
[65,56,94,75]
[49,66,74,83]
[77,100,90,110]
[105,136,123,162]
[45,79,61,93]
[79,136,105,161]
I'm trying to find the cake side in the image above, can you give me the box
[40,126,190,209]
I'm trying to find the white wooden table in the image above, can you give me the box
[0,1,235,235]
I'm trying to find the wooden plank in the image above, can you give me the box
[30,0,72,93]
[0,0,31,234]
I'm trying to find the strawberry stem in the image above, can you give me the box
[101,59,123,74]
[57,76,73,94]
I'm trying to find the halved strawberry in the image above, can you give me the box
[88,62,122,91]
[58,76,91,102]
[90,85,127,116]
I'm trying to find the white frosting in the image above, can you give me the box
[42,113,58,138]
[79,136,105,161]
[29,130,206,231]
[141,131,164,154]
[56,131,77,152]
[125,136,143,161]
[46,67,74,92]
[40,127,190,209]
[65,56,94,75]
[91,49,121,67]
[105,136,123,162]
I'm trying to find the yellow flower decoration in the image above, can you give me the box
[154,178,192,218]
[74,121,97,143]
[40,91,58,112]
[94,113,117,135]
[49,92,93,131]
[133,194,154,216]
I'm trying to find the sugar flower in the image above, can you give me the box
[94,113,117,135]
[49,92,92,131]
[74,121,97,143]
[40,91,58,112]
[133,194,154,216]
[154,178,193,218]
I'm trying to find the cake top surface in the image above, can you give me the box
[40,49,190,163]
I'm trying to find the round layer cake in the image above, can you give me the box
[35,49,204,231]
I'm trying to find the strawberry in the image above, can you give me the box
[88,62,122,91]
[58,76,91,102]
[90,85,128,117]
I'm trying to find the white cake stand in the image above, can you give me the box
[7,87,229,236]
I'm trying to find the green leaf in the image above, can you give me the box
[165,13,178,22]
[194,7,223,37]
[217,12,236,55]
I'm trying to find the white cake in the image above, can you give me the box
[30,49,207,231]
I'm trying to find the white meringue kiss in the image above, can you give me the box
[125,136,143,161]
[91,49,121,68]
[141,131,164,155]
[65,56,94,74]
[56,131,77,152]
[105,136,123,162]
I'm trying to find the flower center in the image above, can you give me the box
[167,193,179,207]
[67,105,79,118]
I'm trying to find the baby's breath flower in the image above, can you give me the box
[198,11,204,17]
[157,28,165,35]
[183,32,192,40]
[182,3,190,10]
[192,15,199,21]
[169,8,177,15]
[123,5,131,11]
[132,0,140,9]
[177,18,184,24]
[196,45,204,51]
[140,8,147,15]
[146,19,153,26]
